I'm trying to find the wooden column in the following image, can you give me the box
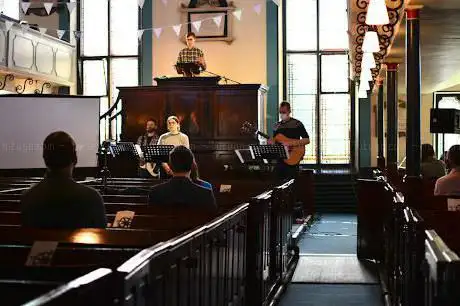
[405,6,422,177]
[376,77,385,170]
[385,63,399,181]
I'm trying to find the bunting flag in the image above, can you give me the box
[253,4,262,15]
[4,21,14,32]
[192,20,202,33]
[21,2,31,14]
[56,30,65,39]
[44,2,53,15]
[66,3,76,14]
[161,0,168,6]
[233,9,242,21]
[212,15,223,27]
[153,28,162,38]
[138,0,145,9]
[272,0,280,5]
[172,24,182,37]
[137,29,144,41]
[39,27,47,35]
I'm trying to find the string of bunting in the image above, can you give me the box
[2,0,274,40]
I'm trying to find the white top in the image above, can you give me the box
[157,132,190,148]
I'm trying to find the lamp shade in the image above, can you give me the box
[359,80,370,91]
[362,52,376,69]
[362,30,380,53]
[366,0,389,25]
[358,90,368,98]
[361,68,373,81]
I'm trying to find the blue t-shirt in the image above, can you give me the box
[196,179,212,190]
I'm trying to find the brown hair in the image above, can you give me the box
[186,32,196,39]
[280,101,291,111]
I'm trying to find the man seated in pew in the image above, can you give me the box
[137,118,160,178]
[421,143,446,179]
[191,160,212,190]
[148,146,216,210]
[21,131,107,229]
[434,145,460,196]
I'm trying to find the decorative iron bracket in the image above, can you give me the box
[16,78,35,94]
[0,74,14,90]
[34,82,51,94]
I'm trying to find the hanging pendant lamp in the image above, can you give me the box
[366,0,389,25]
[362,52,376,69]
[362,30,380,53]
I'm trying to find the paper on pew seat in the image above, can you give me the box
[25,241,58,267]
[112,210,135,228]
[220,184,232,193]
[447,198,460,211]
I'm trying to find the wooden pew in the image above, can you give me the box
[0,211,215,232]
[423,230,460,306]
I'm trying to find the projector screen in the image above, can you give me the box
[0,96,100,169]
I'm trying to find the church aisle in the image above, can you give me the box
[279,214,384,306]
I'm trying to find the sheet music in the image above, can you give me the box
[112,211,135,228]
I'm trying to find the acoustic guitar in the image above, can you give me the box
[241,122,305,166]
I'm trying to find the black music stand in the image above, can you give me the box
[109,142,140,159]
[249,144,289,163]
[142,145,174,163]
[175,62,201,77]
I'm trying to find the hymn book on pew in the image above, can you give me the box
[25,241,58,267]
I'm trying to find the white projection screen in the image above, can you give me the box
[0,96,100,169]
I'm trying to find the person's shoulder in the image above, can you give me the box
[291,117,304,126]
[180,132,189,139]
[74,183,103,201]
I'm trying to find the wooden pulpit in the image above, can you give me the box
[117,77,268,177]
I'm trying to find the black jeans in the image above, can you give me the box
[275,162,299,182]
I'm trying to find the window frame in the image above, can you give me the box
[283,0,350,166]
[77,0,141,141]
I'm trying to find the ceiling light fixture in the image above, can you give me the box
[362,52,376,69]
[362,30,380,52]
[366,0,389,25]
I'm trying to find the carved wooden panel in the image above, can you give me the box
[0,30,6,65]
[55,49,73,80]
[11,34,34,70]
[35,42,54,75]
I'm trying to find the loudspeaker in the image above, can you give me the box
[430,108,460,134]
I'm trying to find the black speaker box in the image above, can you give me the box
[430,108,460,134]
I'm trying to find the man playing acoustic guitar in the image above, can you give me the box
[271,101,310,180]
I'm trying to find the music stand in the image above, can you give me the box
[175,62,201,77]
[235,149,262,165]
[249,144,289,162]
[142,145,175,163]
[109,142,140,159]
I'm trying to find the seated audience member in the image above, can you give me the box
[421,143,446,179]
[148,146,216,210]
[191,160,212,190]
[434,145,460,196]
[21,131,107,229]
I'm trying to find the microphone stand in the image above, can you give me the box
[202,69,241,84]
[99,140,112,195]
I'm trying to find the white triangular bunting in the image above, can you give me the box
[137,29,144,41]
[44,2,53,15]
[161,0,168,6]
[233,9,242,21]
[57,30,65,39]
[21,2,31,14]
[172,24,181,36]
[66,3,76,14]
[213,15,223,27]
[192,20,202,33]
[4,21,13,32]
[39,27,47,35]
[153,28,163,38]
[272,0,279,5]
[253,4,262,15]
[138,0,145,8]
